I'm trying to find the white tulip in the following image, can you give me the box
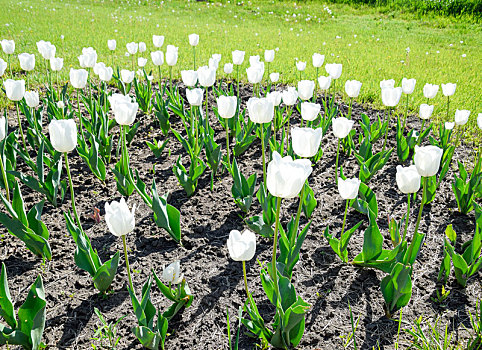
[300,102,321,121]
[78,47,97,68]
[442,83,456,97]
[57,101,65,109]
[0,59,7,77]
[325,63,342,79]
[151,51,164,66]
[126,42,138,55]
[24,91,40,108]
[396,165,421,194]
[189,33,199,46]
[380,79,395,90]
[108,93,138,125]
[162,260,183,284]
[108,39,116,51]
[267,91,282,107]
[297,80,315,101]
[138,42,146,53]
[270,72,279,83]
[419,104,434,120]
[18,53,35,71]
[382,87,402,107]
[338,177,361,200]
[312,53,324,68]
[402,78,416,94]
[105,198,136,237]
[291,127,323,158]
[414,145,443,177]
[445,122,455,130]
[3,79,25,101]
[153,35,165,48]
[181,70,198,87]
[264,49,275,63]
[423,83,439,99]
[232,50,245,65]
[0,116,6,141]
[120,70,135,84]
[217,95,237,119]
[224,63,233,74]
[247,97,274,124]
[332,117,354,139]
[186,88,204,106]
[50,57,63,72]
[165,45,178,66]
[98,66,113,82]
[281,87,298,106]
[69,68,88,89]
[477,113,482,130]
[36,40,56,60]
[48,119,78,153]
[296,61,306,71]
[137,57,147,67]
[246,64,264,84]
[1,39,15,54]
[227,230,256,261]
[249,55,260,66]
[454,109,470,126]
[197,66,216,87]
[318,76,332,91]
[345,80,362,98]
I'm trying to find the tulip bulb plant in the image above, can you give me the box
[332,117,354,184]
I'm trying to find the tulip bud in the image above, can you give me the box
[98,66,113,82]
[126,42,138,55]
[186,88,204,106]
[380,79,395,90]
[281,87,298,106]
[18,53,35,71]
[301,102,321,121]
[414,145,443,177]
[120,70,135,84]
[50,57,63,72]
[227,230,256,261]
[297,80,315,101]
[181,70,198,87]
[153,35,165,48]
[423,83,439,99]
[0,59,7,77]
[296,61,306,72]
[165,45,178,66]
[338,177,361,200]
[396,165,421,194]
[3,79,25,101]
[402,78,416,94]
[332,117,354,139]
[48,119,78,153]
[151,51,164,66]
[270,72,279,83]
[36,40,56,60]
[267,91,282,107]
[247,97,274,124]
[382,87,402,107]
[318,76,332,91]
[108,94,138,125]
[24,91,40,108]
[138,42,147,53]
[264,49,275,63]
[291,127,323,158]
[419,104,434,120]
[312,53,324,68]
[137,57,147,67]
[162,260,183,284]
[197,66,216,87]
[442,83,456,97]
[69,68,88,89]
[345,80,362,98]
[325,63,342,79]
[217,95,237,119]
[189,33,199,46]
[0,116,6,141]
[267,151,312,199]
[224,63,233,74]
[105,198,136,237]
[232,50,245,65]
[246,63,264,84]
[454,109,470,126]
[1,39,15,54]
[108,39,116,51]
[445,122,455,130]
[78,47,97,68]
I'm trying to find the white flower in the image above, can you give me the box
[291,127,323,158]
[325,63,342,79]
[120,70,135,84]
[381,87,402,107]
[108,93,138,125]
[197,66,216,87]
[126,42,138,55]
[296,61,306,71]
[50,57,63,72]
[297,80,315,101]
[423,83,439,99]
[24,91,40,108]
[282,87,298,106]
[227,230,256,261]
[445,122,455,130]
[270,72,279,83]
[18,53,35,71]
[454,109,470,126]
[264,49,275,63]
[402,78,416,94]
[247,97,274,124]
[266,91,282,107]
[181,70,198,87]
[216,95,237,119]
[108,39,116,51]
[396,165,421,194]
[186,88,204,106]
[224,63,233,74]
[380,79,395,90]
[345,80,362,98]
[105,198,136,237]
[312,53,324,68]
[338,177,361,200]
[69,68,88,89]
[232,50,245,65]
[153,35,165,48]
[138,42,147,53]
[419,104,434,120]
[3,79,25,101]
[137,57,147,67]
[151,51,164,66]
[441,83,456,97]
[48,119,78,153]
[300,102,321,121]
[162,260,183,284]
[189,33,199,46]
[332,117,354,138]
[414,145,443,177]
[166,45,178,66]
[318,76,332,90]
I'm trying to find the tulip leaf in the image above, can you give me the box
[131,326,162,350]
[0,263,16,329]
[381,262,412,317]
[151,181,181,243]
[302,184,317,219]
[350,182,378,219]
[245,214,274,238]
[18,274,46,350]
[93,251,120,293]
[356,216,383,263]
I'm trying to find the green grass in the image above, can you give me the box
[1,0,481,138]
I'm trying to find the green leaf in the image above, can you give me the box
[0,263,16,329]
[380,262,412,316]
[93,251,120,293]
[132,326,161,350]
[445,224,457,243]
[18,274,46,350]
[151,181,181,243]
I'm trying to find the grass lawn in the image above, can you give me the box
[1,0,481,138]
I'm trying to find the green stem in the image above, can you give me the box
[413,177,428,237]
[291,183,305,248]
[225,121,230,170]
[335,138,340,185]
[340,199,349,237]
[348,98,353,119]
[158,66,162,93]
[122,234,134,291]
[382,108,391,152]
[417,120,426,146]
[15,102,28,155]
[65,153,82,230]
[193,47,196,71]
[402,194,411,242]
[446,96,450,121]
[242,260,249,299]
[403,94,409,130]
[0,150,10,202]
[260,123,267,185]
[271,198,282,306]
[169,66,172,92]
[236,65,240,101]
[77,89,86,143]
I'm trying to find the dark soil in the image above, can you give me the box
[1,81,480,350]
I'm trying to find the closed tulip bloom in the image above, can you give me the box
[332,117,354,139]
[325,63,342,79]
[282,87,298,106]
[423,83,439,99]
[264,49,275,63]
[98,66,113,82]
[246,64,264,84]
[338,177,361,200]
[312,53,324,68]
[232,50,245,65]
[301,102,321,121]
[36,40,56,60]
[197,66,216,87]
[419,104,434,120]
[296,61,306,71]
[153,35,165,48]
[382,87,402,107]
[50,57,63,71]
[442,83,456,97]
[126,42,138,55]
[267,91,282,107]
[150,51,163,66]
[162,260,183,284]
[137,57,147,67]
[24,91,40,108]
[209,54,222,70]
[270,72,279,83]
[105,198,136,237]
[227,230,256,261]
[291,127,323,158]
[267,151,312,199]
[478,113,482,130]
[48,119,78,153]
[186,88,204,106]
[3,79,25,101]
[108,94,138,125]
[380,79,395,90]
[345,80,362,98]
[217,95,237,119]
[18,53,35,71]
[181,70,198,87]
[0,116,5,141]
[1,39,15,54]
[224,63,233,74]
[138,42,146,53]
[298,80,315,101]
[0,59,7,77]
[318,75,332,90]
[94,62,106,76]
[454,109,470,125]
[79,47,97,68]
[247,97,274,124]
[188,33,199,46]
[120,69,135,84]
[69,68,88,89]
[445,122,455,130]
[396,165,421,194]
[414,145,443,177]
[165,45,178,66]
[402,78,416,94]
[107,39,116,51]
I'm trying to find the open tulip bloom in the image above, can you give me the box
[216,95,237,166]
[4,79,28,154]
[344,80,362,118]
[381,86,402,151]
[337,177,361,237]
[401,78,416,128]
[396,165,421,241]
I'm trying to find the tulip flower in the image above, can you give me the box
[217,95,237,164]
[337,177,361,237]
[419,104,434,120]
[50,57,63,72]
[282,87,298,106]
[344,80,362,118]
[1,39,14,55]
[296,61,306,80]
[150,51,164,85]
[381,86,402,151]
[232,50,245,65]
[186,88,204,107]
[105,197,136,289]
[98,66,113,82]
[380,79,395,90]
[300,102,321,122]
[267,91,282,107]
[78,47,97,68]
[138,42,147,53]
[318,76,332,91]
[264,49,275,63]
[165,45,178,90]
[227,229,256,297]
[423,83,439,101]
[325,63,342,79]
[189,33,199,46]
[36,40,56,60]
[332,117,354,184]
[70,68,88,89]
[209,54,221,71]
[57,101,65,109]
[181,70,198,88]
[291,127,322,158]
[162,261,183,285]
[401,78,417,128]
[0,117,5,141]
[0,116,9,201]
[18,53,35,72]
[4,79,28,153]
[396,165,421,240]
[312,53,324,68]
[126,42,138,55]
[107,39,116,51]
[445,122,455,130]
[153,35,164,48]
[121,69,135,84]
[224,63,233,74]
[137,57,147,68]
[109,94,138,125]
[442,83,456,97]
[453,109,470,147]
[24,91,39,108]
[198,66,216,87]
[298,80,315,101]
[246,64,264,86]
[0,58,7,77]
[270,72,279,83]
